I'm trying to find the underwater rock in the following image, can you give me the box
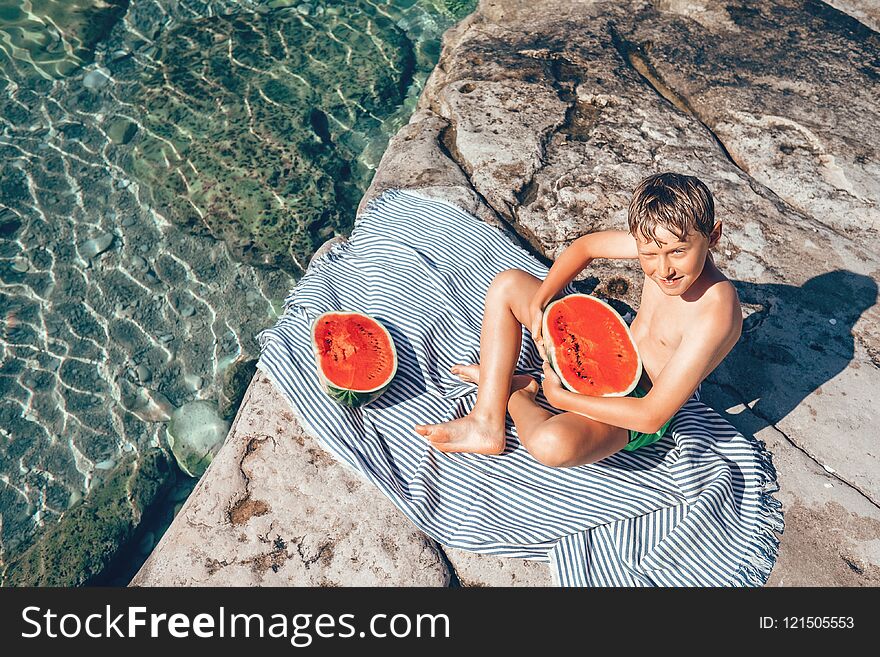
[135,364,152,383]
[0,0,130,80]
[122,3,417,274]
[219,357,258,421]
[129,387,174,423]
[3,448,172,587]
[167,400,230,478]
[82,67,111,89]
[184,374,203,392]
[80,232,114,258]
[106,117,138,145]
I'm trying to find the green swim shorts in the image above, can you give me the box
[622,385,672,452]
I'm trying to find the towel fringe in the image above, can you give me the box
[729,436,785,587]
[357,188,400,224]
[276,235,353,317]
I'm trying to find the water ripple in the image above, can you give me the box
[0,0,475,581]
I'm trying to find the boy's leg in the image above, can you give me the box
[508,390,629,466]
[414,269,543,454]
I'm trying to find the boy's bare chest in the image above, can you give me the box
[629,293,690,382]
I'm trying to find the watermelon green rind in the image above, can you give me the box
[311,311,398,408]
[541,294,642,398]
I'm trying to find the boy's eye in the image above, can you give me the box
[673,249,684,254]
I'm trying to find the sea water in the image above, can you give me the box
[0,0,475,585]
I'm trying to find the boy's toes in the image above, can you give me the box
[450,363,480,383]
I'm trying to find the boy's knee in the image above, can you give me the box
[527,427,585,468]
[489,269,530,297]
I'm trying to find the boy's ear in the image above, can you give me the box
[708,221,722,248]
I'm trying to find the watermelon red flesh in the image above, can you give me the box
[543,294,641,397]
[314,314,395,393]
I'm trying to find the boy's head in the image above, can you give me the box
[628,172,715,244]
[627,172,722,296]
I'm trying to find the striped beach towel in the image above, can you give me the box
[256,188,784,586]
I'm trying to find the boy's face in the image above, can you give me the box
[634,222,721,296]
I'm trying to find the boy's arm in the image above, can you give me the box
[531,230,638,310]
[542,295,741,434]
[529,230,638,357]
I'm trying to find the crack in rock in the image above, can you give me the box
[606,21,859,244]
[429,53,578,261]
[722,383,880,510]
[226,434,273,526]
[435,117,552,264]
[510,51,580,215]
[428,541,461,587]
[291,535,333,570]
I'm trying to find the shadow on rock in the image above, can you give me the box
[706,269,878,433]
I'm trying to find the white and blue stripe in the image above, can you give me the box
[256,188,784,587]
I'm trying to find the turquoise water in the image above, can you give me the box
[0,0,474,584]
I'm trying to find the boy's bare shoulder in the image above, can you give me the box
[694,277,743,337]
[702,275,739,303]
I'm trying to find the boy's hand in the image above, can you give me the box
[541,360,566,408]
[531,306,547,360]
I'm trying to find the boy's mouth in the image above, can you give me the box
[658,275,682,286]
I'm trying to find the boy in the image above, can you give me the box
[414,172,743,466]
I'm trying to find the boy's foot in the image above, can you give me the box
[412,365,538,455]
[414,415,505,455]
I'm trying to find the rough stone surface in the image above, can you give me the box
[623,0,880,236]
[141,0,880,586]
[444,548,554,586]
[131,373,451,586]
[824,0,880,31]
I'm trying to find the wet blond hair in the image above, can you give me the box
[628,172,715,245]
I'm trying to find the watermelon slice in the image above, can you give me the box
[311,311,398,407]
[542,294,642,397]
